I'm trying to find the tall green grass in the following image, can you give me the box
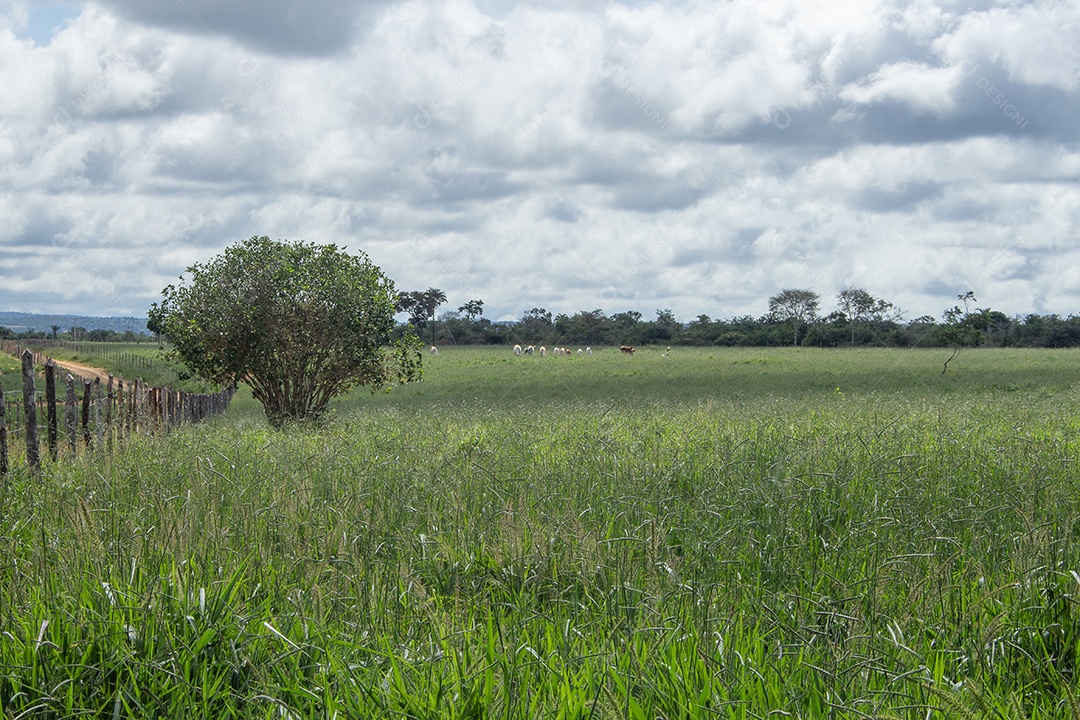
[0,353,22,393]
[3,348,1080,717]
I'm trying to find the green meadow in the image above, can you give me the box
[0,352,22,393]
[3,346,1080,718]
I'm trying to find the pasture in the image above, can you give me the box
[0,352,22,393]
[3,346,1080,717]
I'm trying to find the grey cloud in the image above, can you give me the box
[852,181,942,213]
[4,215,74,250]
[669,246,717,268]
[566,153,706,212]
[417,217,484,235]
[79,148,118,186]
[546,199,583,223]
[589,73,672,135]
[94,0,388,55]
[422,170,524,205]
[722,102,856,155]
[610,181,704,213]
[925,194,997,223]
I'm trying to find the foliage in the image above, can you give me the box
[148,236,421,427]
[397,288,448,345]
[937,291,983,373]
[411,294,1080,350]
[837,286,901,345]
[457,299,483,320]
[768,288,820,345]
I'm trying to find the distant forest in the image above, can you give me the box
[408,308,1080,349]
[4,288,1080,348]
[395,288,1080,349]
[0,311,150,339]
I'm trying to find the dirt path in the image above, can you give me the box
[50,358,112,383]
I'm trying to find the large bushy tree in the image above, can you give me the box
[148,236,422,427]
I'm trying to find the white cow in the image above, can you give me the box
[525,345,535,356]
[585,347,592,356]
[513,344,523,356]
[539,346,547,357]
[429,346,439,355]
[577,348,583,356]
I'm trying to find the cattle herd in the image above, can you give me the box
[512,344,602,357]
[428,345,641,356]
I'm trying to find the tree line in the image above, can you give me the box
[0,326,152,342]
[398,287,1080,349]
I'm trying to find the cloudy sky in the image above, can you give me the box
[1,0,1078,323]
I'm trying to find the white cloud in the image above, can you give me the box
[937,2,1080,91]
[839,61,961,114]
[0,0,1078,322]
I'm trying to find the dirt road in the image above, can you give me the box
[49,358,112,383]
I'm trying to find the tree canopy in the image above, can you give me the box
[148,236,422,427]
[768,289,820,346]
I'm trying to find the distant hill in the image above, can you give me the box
[0,311,150,335]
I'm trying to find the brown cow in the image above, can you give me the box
[619,345,635,354]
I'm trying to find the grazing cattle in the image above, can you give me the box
[513,344,523,356]
[539,346,547,357]
[620,345,635,354]
[525,345,535,355]
[585,347,592,356]
[577,348,583,356]
[429,346,439,355]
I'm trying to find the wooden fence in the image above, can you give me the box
[0,347,234,474]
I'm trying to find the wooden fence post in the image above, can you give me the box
[94,378,102,449]
[45,360,58,461]
[136,380,143,431]
[106,374,114,443]
[148,386,157,432]
[65,374,77,454]
[0,389,7,476]
[82,379,92,448]
[125,379,134,434]
[21,349,39,473]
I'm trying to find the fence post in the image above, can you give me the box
[45,360,58,461]
[21,349,40,473]
[65,374,76,454]
[82,379,92,448]
[94,378,102,449]
[148,386,157,432]
[115,378,123,443]
[125,379,134,434]
[106,374,114,444]
[0,389,7,476]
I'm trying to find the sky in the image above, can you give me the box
[1,0,1078,323]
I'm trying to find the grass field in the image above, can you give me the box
[0,352,22,393]
[3,346,1080,717]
